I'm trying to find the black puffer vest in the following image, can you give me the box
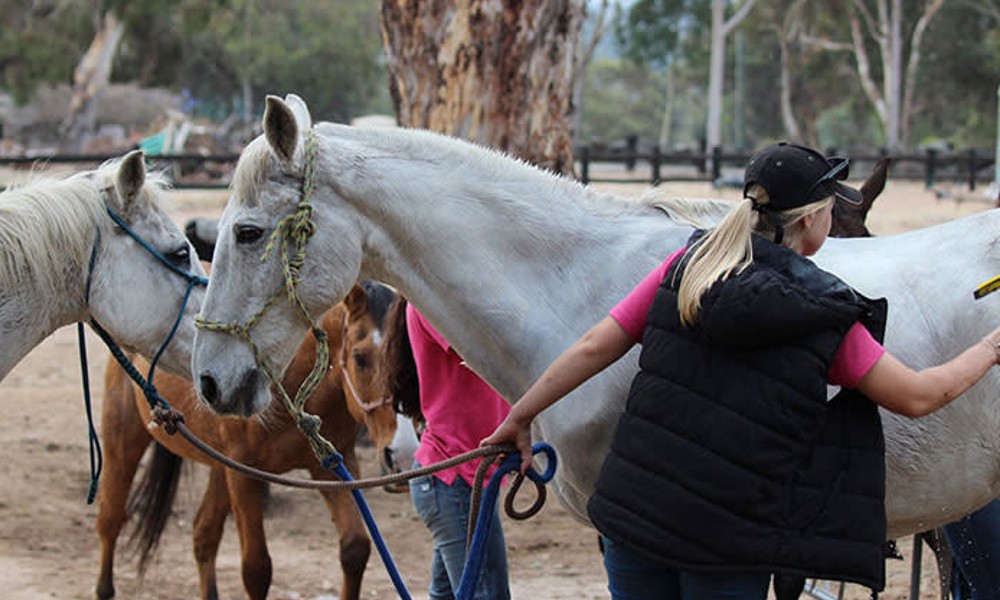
[588,232,889,590]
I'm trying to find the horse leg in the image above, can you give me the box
[94,366,153,600]
[224,470,272,600]
[192,467,230,600]
[310,448,371,600]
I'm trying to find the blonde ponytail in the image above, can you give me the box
[677,198,756,326]
[676,185,834,326]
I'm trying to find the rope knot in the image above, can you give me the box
[298,413,323,436]
[290,209,316,240]
[151,406,185,435]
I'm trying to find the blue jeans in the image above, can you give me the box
[601,535,770,600]
[944,499,1000,600]
[410,465,510,600]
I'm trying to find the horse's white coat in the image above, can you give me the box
[0,152,207,381]
[194,95,1000,539]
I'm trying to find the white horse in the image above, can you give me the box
[192,94,1000,540]
[0,151,207,382]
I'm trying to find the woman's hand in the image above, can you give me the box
[481,412,534,474]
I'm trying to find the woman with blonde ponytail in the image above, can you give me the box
[483,142,1000,600]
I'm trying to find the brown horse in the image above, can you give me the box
[94,281,398,600]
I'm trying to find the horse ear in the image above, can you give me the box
[115,150,147,209]
[858,156,891,216]
[343,284,368,320]
[284,93,313,131]
[263,95,301,164]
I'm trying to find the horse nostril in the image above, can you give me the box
[199,374,219,406]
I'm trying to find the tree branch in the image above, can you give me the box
[722,0,758,36]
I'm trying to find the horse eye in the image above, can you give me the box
[235,224,264,244]
[352,350,369,370]
[165,246,190,268]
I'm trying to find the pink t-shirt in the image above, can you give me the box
[609,249,885,388]
[407,305,510,486]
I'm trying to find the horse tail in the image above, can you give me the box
[377,295,423,422]
[125,442,183,574]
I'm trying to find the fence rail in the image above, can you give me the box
[0,145,995,192]
[576,146,996,192]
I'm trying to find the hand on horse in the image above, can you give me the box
[480,413,534,475]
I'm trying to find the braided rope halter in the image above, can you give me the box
[194,130,339,465]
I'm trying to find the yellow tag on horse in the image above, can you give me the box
[974,275,1000,300]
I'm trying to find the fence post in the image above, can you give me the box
[624,135,638,172]
[925,149,937,190]
[968,148,978,191]
[651,146,661,185]
[711,146,722,186]
[579,146,590,185]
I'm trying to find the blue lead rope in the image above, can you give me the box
[456,443,558,599]
[321,443,557,600]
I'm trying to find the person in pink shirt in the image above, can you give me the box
[483,142,1000,600]
[403,302,512,600]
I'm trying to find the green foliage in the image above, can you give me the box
[613,0,711,68]
[206,0,384,122]
[0,0,387,123]
[0,0,996,152]
[579,58,667,145]
[0,0,94,104]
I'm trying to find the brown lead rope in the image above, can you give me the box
[154,405,544,524]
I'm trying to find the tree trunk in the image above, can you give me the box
[379,0,585,174]
[704,0,756,153]
[705,0,726,152]
[60,11,124,151]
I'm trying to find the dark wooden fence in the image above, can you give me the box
[576,145,997,192]
[1,144,995,191]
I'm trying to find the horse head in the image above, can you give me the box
[337,281,399,451]
[829,156,890,238]
[87,150,207,378]
[194,94,364,415]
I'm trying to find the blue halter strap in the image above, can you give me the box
[78,206,208,503]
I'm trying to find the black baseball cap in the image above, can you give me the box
[743,142,863,210]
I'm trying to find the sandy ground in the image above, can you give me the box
[0,167,996,599]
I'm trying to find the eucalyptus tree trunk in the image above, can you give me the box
[704,0,756,152]
[60,11,124,150]
[379,0,586,174]
[848,0,944,151]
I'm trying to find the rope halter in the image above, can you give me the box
[194,130,340,464]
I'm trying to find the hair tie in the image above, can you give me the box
[746,196,766,213]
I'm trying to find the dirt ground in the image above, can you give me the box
[0,170,996,600]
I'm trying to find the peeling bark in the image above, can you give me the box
[380,0,585,174]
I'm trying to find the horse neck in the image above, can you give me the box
[324,159,690,399]
[0,189,97,380]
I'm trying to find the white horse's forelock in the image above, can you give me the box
[231,136,275,207]
[0,158,169,298]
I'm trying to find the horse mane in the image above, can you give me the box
[637,188,735,229]
[232,123,666,222]
[0,158,169,299]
